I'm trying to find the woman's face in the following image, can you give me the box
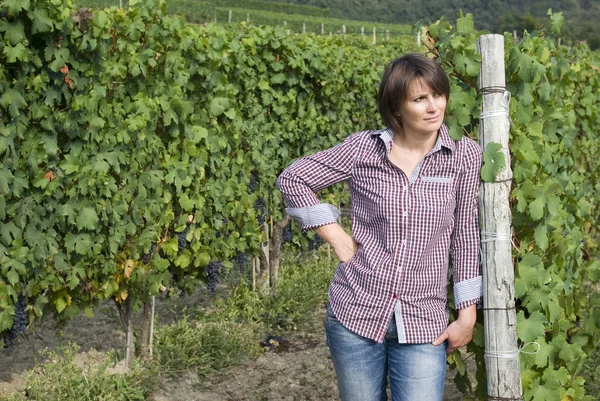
[397,78,447,137]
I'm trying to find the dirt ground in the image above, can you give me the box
[1,293,470,401]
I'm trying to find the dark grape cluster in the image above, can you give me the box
[178,223,191,252]
[206,261,223,295]
[143,243,156,264]
[308,235,325,251]
[233,250,246,272]
[254,198,266,226]
[2,294,27,350]
[282,223,293,244]
[247,173,257,193]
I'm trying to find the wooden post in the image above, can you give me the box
[149,295,155,358]
[247,13,249,24]
[386,30,389,40]
[303,22,306,34]
[343,25,346,39]
[252,256,256,291]
[228,10,232,23]
[372,27,376,44]
[321,22,324,35]
[361,26,364,38]
[477,34,522,400]
[417,31,421,47]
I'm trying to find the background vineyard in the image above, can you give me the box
[76,0,414,37]
[1,0,599,400]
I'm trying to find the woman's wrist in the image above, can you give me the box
[456,304,477,327]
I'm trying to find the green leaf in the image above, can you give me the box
[0,88,27,117]
[194,251,211,267]
[30,6,53,34]
[3,0,30,16]
[49,48,70,72]
[209,97,230,116]
[524,378,560,401]
[529,189,546,221]
[549,10,564,35]
[481,142,505,182]
[2,43,27,63]
[6,268,19,285]
[533,224,549,251]
[174,251,191,269]
[55,297,67,313]
[517,310,546,343]
[0,20,25,45]
[77,207,99,230]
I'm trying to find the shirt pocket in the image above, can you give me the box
[415,176,455,220]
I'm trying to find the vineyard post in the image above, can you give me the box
[303,23,306,33]
[477,34,523,400]
[228,10,232,23]
[386,30,389,40]
[372,27,376,44]
[361,26,364,38]
[247,13,249,24]
[343,25,346,39]
[321,23,324,35]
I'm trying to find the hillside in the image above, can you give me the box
[262,0,600,48]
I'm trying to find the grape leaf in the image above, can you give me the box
[481,142,505,182]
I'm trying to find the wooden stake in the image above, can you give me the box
[372,27,376,44]
[252,256,256,291]
[149,295,155,358]
[477,34,522,400]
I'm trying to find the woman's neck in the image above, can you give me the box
[392,129,438,155]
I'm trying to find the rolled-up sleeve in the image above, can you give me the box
[276,132,362,230]
[451,139,483,309]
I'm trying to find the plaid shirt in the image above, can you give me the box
[276,125,482,343]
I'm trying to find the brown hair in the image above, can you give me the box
[377,53,450,134]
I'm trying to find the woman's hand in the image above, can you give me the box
[432,304,476,354]
[314,223,358,262]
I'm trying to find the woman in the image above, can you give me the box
[276,53,482,401]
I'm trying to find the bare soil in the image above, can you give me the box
[1,293,470,400]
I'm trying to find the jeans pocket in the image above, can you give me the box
[325,302,339,322]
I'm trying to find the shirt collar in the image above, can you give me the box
[373,124,456,154]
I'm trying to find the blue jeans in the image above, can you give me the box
[325,303,447,401]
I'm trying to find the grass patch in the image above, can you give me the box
[154,248,335,376]
[0,343,156,401]
[582,340,600,400]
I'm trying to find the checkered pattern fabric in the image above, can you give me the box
[276,125,482,343]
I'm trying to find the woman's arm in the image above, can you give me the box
[276,132,364,231]
[315,223,358,262]
[433,139,483,354]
